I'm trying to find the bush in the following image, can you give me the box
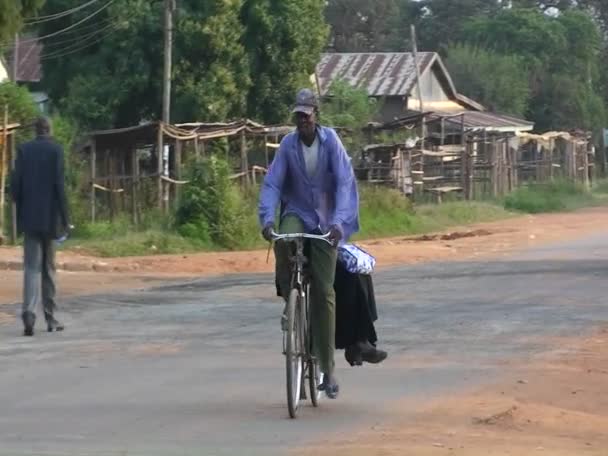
[504,180,592,213]
[176,156,253,249]
[0,83,38,142]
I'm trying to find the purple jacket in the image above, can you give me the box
[258,126,359,241]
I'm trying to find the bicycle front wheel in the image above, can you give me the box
[285,288,303,418]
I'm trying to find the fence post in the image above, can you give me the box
[240,130,250,186]
[157,124,164,210]
[0,106,7,241]
[131,146,139,225]
[175,139,182,204]
[90,140,96,222]
[583,143,590,189]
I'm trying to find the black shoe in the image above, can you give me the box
[22,312,35,337]
[359,341,388,364]
[345,344,363,366]
[46,317,64,333]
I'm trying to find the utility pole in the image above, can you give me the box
[410,25,424,114]
[12,33,19,82]
[411,25,426,200]
[162,0,175,123]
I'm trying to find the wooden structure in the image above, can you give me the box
[0,114,20,244]
[83,120,292,222]
[81,113,595,225]
[355,112,593,203]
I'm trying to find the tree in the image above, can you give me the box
[445,44,530,117]
[319,81,379,154]
[0,0,45,42]
[40,0,163,129]
[173,0,250,122]
[320,81,378,128]
[414,0,503,51]
[462,8,568,66]
[39,0,325,128]
[242,0,327,123]
[325,0,400,52]
[39,0,250,128]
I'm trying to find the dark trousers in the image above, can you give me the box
[22,233,57,321]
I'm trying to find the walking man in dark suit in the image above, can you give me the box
[10,117,70,336]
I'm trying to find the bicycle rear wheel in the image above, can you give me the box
[286,288,303,418]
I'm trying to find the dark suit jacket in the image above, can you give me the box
[10,135,70,238]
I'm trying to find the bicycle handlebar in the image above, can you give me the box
[270,230,333,245]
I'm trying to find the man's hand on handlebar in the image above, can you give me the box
[262,223,275,242]
[328,225,342,245]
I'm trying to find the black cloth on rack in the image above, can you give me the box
[334,260,378,349]
[275,250,379,349]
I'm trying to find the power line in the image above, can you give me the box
[42,18,113,48]
[18,0,115,45]
[40,22,121,60]
[24,0,102,25]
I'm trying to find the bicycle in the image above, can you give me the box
[270,231,333,419]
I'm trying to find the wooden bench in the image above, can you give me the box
[424,186,463,203]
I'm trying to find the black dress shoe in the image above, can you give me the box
[46,317,64,332]
[345,344,363,366]
[359,341,388,364]
[22,311,35,337]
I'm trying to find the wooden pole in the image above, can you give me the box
[583,143,590,189]
[162,0,174,123]
[175,139,182,204]
[194,136,200,159]
[264,134,269,168]
[10,132,16,243]
[90,139,97,222]
[12,34,19,81]
[107,150,115,221]
[157,124,164,210]
[411,24,426,196]
[120,152,126,212]
[0,106,8,241]
[240,130,249,186]
[460,115,468,199]
[491,137,498,198]
[131,147,139,225]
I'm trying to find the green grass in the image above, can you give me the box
[63,178,608,258]
[503,180,602,214]
[356,185,512,240]
[67,230,208,257]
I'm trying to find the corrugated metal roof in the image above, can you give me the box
[6,36,42,83]
[428,111,534,132]
[316,52,437,97]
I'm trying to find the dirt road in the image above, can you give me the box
[1,208,608,455]
[2,206,608,305]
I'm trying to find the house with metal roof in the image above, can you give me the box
[5,36,48,113]
[315,52,534,133]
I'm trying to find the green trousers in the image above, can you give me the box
[275,215,337,375]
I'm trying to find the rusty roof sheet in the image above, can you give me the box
[6,35,42,83]
[316,52,437,97]
[428,111,534,131]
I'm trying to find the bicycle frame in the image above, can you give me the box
[271,231,332,417]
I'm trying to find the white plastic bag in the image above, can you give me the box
[337,243,376,275]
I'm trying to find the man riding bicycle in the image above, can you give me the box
[259,88,359,399]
